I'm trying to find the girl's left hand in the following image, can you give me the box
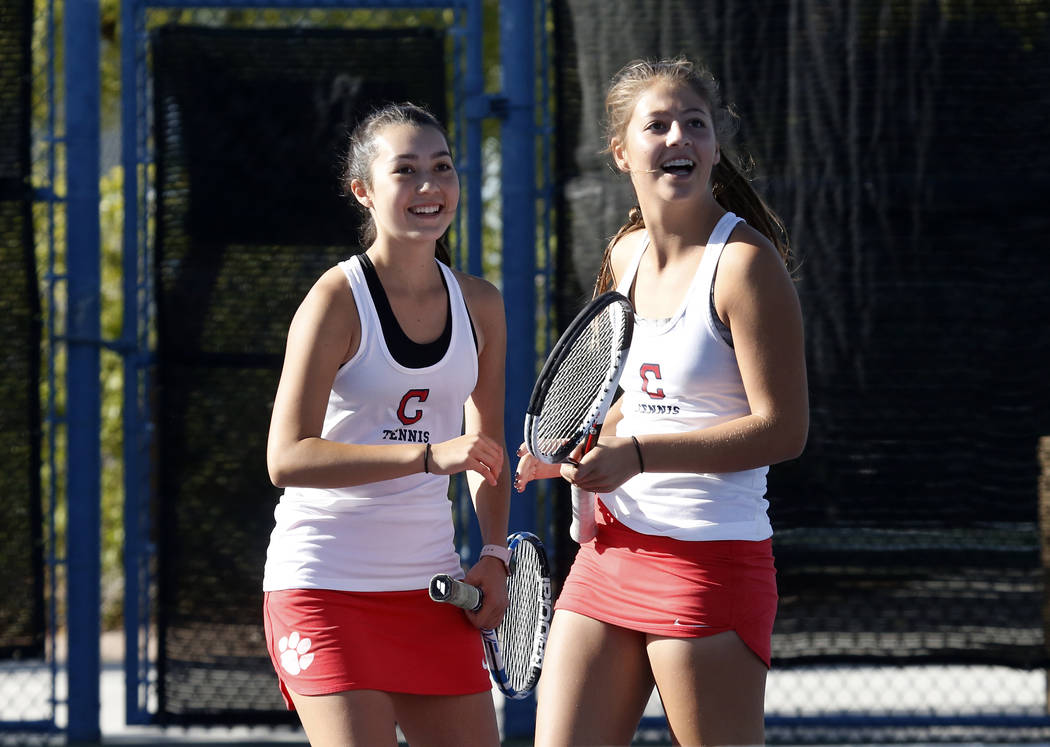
[513,443,563,493]
[463,555,510,630]
[560,436,642,495]
[430,432,504,486]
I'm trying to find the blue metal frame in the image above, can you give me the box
[65,1,103,742]
[498,0,535,538]
[115,0,543,738]
[119,0,154,727]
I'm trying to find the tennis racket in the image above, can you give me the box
[523,291,634,543]
[428,531,552,699]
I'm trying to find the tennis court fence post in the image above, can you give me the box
[499,0,539,737]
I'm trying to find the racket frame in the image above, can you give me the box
[523,291,634,465]
[427,531,552,700]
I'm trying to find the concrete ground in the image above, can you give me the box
[4,632,1048,745]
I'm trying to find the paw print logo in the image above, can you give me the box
[278,631,314,675]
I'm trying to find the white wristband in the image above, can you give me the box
[479,544,511,574]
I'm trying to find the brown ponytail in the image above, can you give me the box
[712,158,790,265]
[593,206,645,297]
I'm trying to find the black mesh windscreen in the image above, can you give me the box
[554,0,1050,668]
[152,26,446,721]
[0,0,44,661]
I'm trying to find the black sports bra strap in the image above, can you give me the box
[357,253,453,369]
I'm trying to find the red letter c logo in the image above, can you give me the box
[640,364,664,399]
[397,389,430,425]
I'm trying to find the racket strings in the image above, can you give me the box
[532,303,629,459]
[498,544,544,690]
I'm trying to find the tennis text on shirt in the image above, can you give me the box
[382,388,432,442]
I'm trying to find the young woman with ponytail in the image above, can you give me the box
[516,58,808,746]
[262,103,509,746]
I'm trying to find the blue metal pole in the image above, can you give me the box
[461,0,487,563]
[500,0,537,531]
[120,0,147,726]
[500,0,537,737]
[465,0,484,279]
[64,0,102,741]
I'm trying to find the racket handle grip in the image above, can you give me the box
[569,486,597,544]
[428,573,483,612]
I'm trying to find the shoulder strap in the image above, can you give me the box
[437,261,478,354]
[697,212,743,279]
[614,232,650,296]
[696,212,743,345]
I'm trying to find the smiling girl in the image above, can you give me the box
[516,58,809,746]
[261,103,510,747]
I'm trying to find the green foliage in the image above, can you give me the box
[100,165,124,629]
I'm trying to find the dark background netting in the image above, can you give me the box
[0,0,44,661]
[152,26,447,721]
[553,0,1050,674]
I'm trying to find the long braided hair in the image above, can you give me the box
[594,58,790,295]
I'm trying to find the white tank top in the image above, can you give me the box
[606,212,772,541]
[262,256,479,592]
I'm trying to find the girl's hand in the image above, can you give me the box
[463,556,510,630]
[560,436,641,495]
[513,443,564,493]
[430,433,504,486]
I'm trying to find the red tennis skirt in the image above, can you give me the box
[263,588,491,709]
[556,501,778,667]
